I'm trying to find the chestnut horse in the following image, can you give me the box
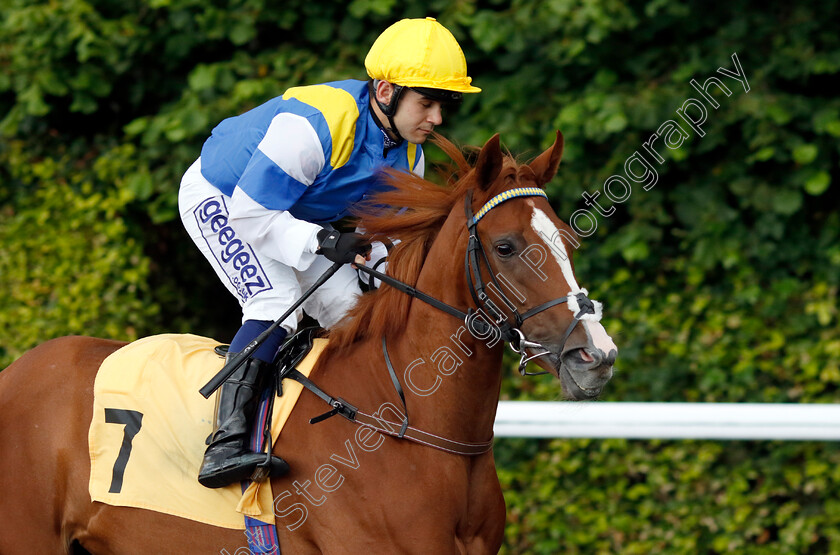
[0,132,616,554]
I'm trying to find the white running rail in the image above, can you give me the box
[494,401,840,440]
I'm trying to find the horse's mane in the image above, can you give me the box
[324,134,520,355]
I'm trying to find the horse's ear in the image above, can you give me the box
[474,133,503,191]
[529,130,565,188]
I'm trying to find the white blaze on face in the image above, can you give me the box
[530,208,580,291]
[530,207,618,356]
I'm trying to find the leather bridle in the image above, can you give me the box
[356,186,604,375]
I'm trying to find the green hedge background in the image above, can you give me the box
[1,0,838,552]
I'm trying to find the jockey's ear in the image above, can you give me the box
[474,133,503,191]
[529,130,564,188]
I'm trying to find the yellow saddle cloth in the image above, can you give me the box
[88,333,324,529]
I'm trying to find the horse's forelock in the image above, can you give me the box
[517,164,537,184]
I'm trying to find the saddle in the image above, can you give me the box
[274,327,321,397]
[213,327,321,401]
[87,332,327,529]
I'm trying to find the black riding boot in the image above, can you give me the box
[198,355,289,488]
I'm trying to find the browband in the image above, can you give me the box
[470,187,547,225]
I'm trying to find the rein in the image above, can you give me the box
[287,187,603,457]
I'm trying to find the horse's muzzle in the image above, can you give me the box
[555,346,616,400]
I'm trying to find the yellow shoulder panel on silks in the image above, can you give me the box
[282,84,359,170]
[88,333,326,529]
[407,142,417,172]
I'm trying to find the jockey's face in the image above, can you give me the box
[373,81,443,144]
[392,89,443,144]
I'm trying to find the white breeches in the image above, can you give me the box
[178,158,362,332]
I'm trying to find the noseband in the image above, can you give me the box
[356,187,604,375]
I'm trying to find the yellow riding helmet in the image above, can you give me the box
[365,17,481,94]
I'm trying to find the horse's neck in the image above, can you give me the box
[391,218,504,443]
[395,301,504,442]
[314,214,504,444]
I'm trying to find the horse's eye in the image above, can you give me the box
[494,243,514,257]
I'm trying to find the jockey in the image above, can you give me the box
[178,17,480,489]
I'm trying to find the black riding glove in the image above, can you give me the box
[316,229,372,264]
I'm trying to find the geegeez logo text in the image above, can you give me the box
[194,197,272,302]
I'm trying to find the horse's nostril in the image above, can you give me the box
[582,348,617,369]
[563,347,616,369]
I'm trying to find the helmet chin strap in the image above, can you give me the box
[369,80,405,143]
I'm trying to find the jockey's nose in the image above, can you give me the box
[429,104,443,125]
